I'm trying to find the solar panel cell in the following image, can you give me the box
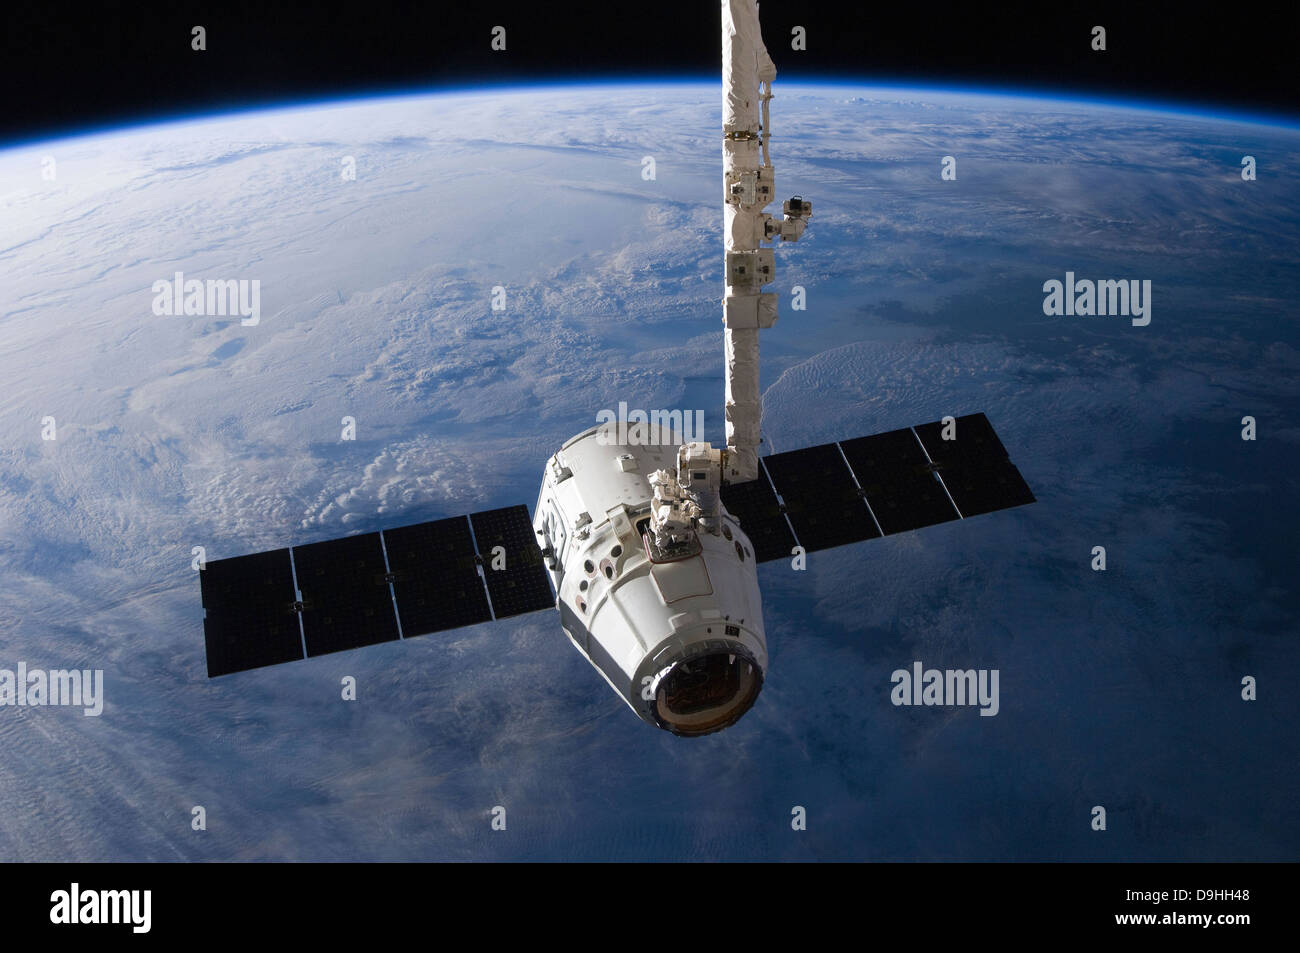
[200,548,303,676]
[470,505,555,619]
[762,443,880,552]
[293,532,400,657]
[383,517,492,636]
[914,413,1036,516]
[839,428,960,534]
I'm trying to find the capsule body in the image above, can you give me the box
[533,425,767,735]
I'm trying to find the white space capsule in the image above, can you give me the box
[533,423,767,736]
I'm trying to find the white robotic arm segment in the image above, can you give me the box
[723,329,761,482]
[717,0,807,489]
[722,0,772,134]
[650,0,806,542]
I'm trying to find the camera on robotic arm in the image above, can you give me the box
[778,194,811,241]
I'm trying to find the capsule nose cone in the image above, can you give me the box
[652,650,764,736]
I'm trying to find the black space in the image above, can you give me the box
[4,0,1297,144]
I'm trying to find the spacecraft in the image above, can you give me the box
[198,1,1035,736]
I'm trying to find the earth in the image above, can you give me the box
[0,82,1297,861]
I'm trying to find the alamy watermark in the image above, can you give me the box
[595,402,705,446]
[151,271,261,326]
[1042,271,1151,326]
[0,663,103,716]
[50,884,150,933]
[890,661,999,716]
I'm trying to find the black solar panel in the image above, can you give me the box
[383,516,492,636]
[762,443,881,552]
[724,414,1032,563]
[293,532,400,657]
[720,469,797,562]
[913,413,1036,517]
[201,548,304,676]
[200,504,559,678]
[840,427,960,535]
[469,505,554,619]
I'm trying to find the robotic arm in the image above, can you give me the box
[649,0,810,549]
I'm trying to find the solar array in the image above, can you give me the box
[721,412,1035,563]
[201,415,1033,677]
[201,504,553,676]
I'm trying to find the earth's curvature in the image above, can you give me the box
[0,82,1296,860]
